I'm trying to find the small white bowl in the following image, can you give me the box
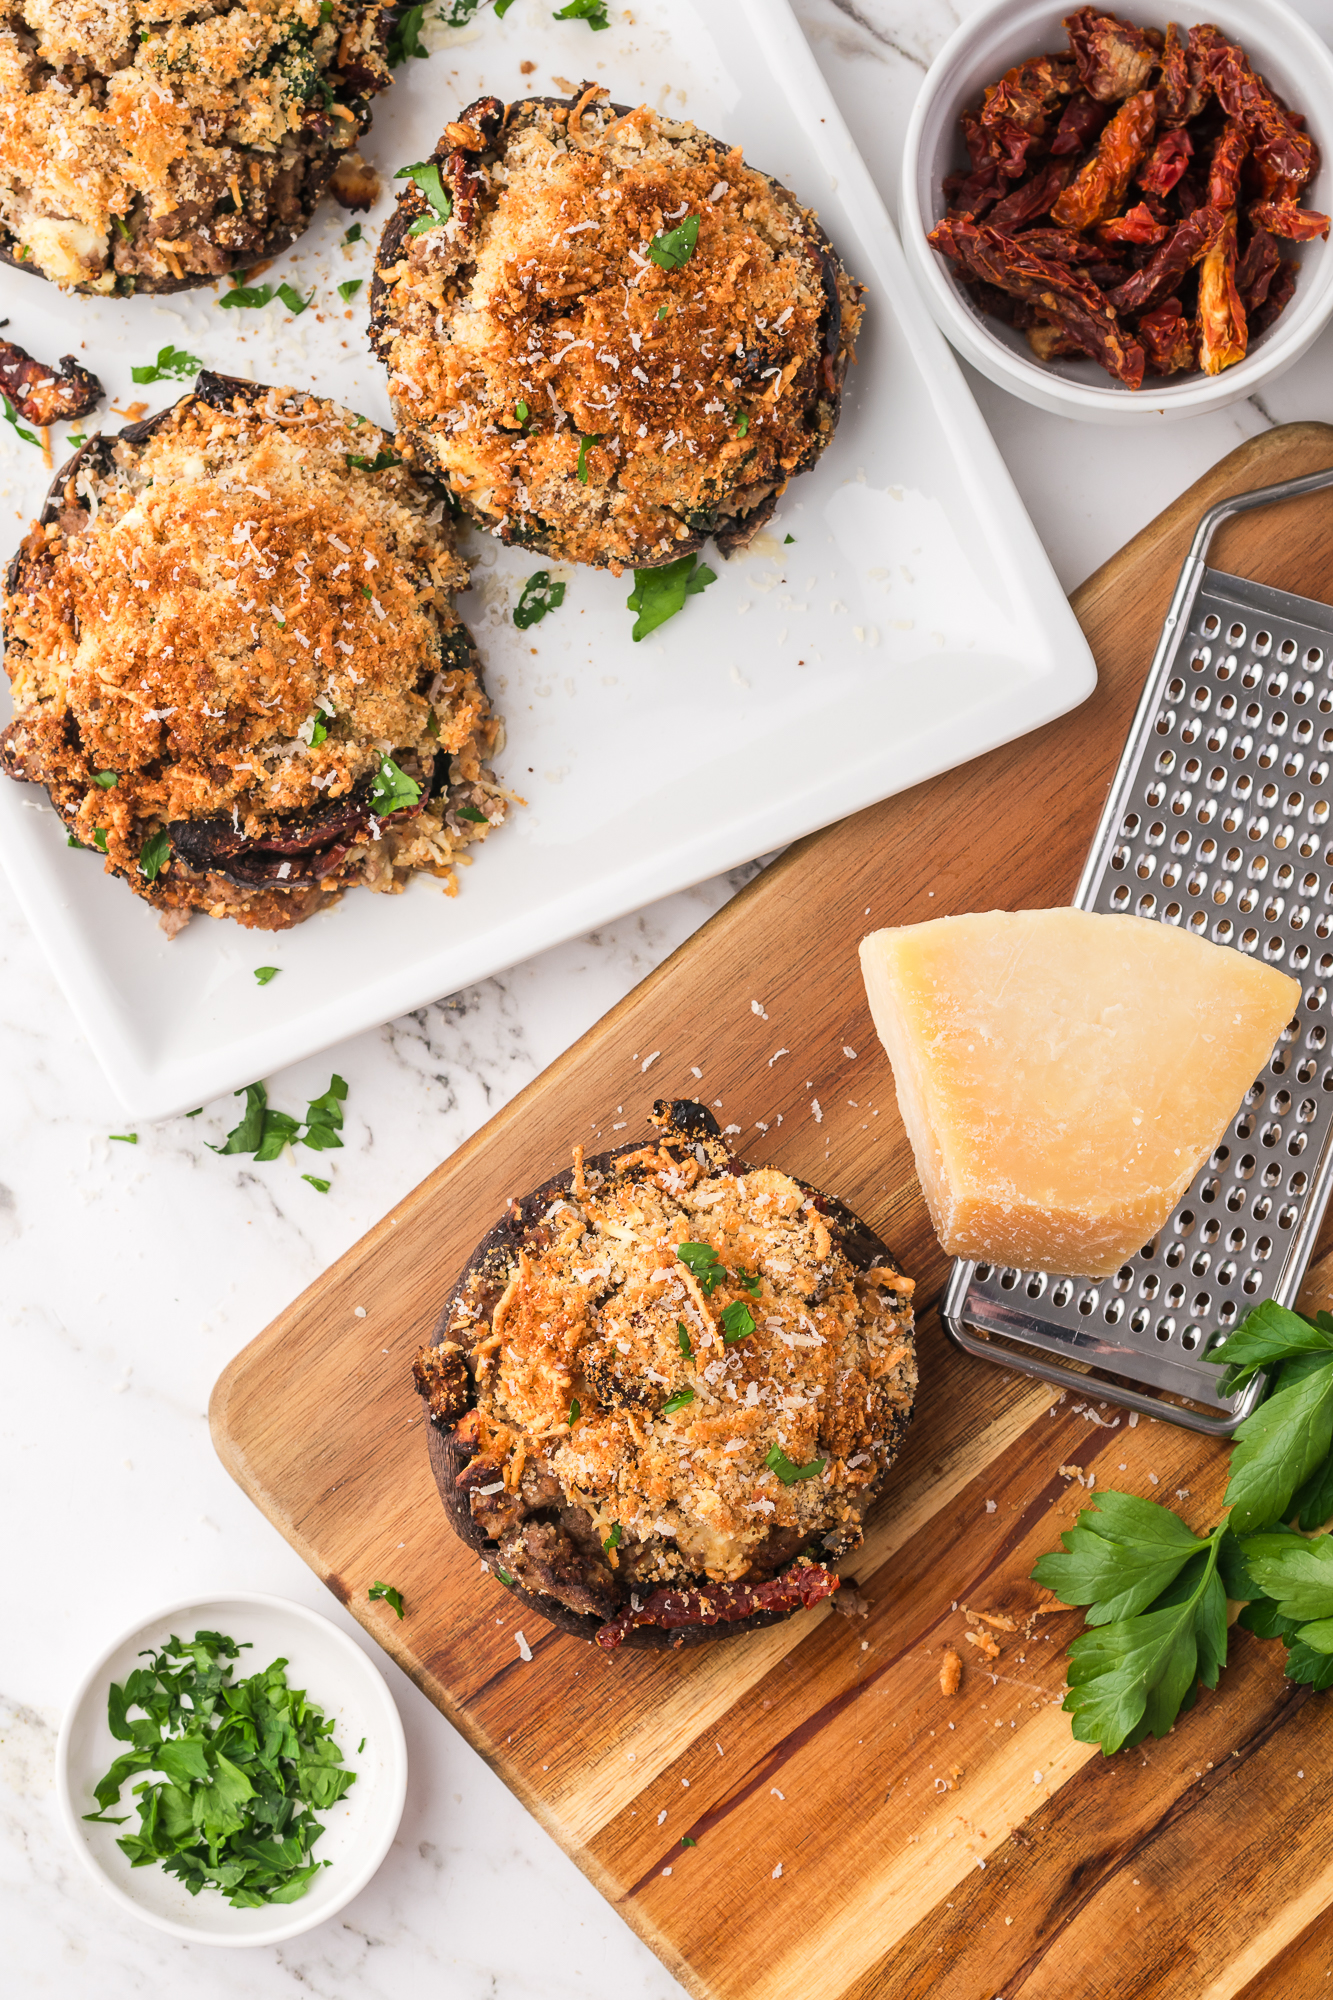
[900,0,1333,421]
[55,1593,407,1947]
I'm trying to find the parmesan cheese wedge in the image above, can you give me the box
[859,909,1301,1278]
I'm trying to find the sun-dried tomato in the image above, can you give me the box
[1050,88,1109,156]
[1191,24,1316,185]
[987,160,1074,233]
[1107,203,1222,312]
[1235,226,1280,313]
[1196,208,1247,374]
[940,218,1145,385]
[1139,126,1193,195]
[1252,258,1297,334]
[1136,297,1197,373]
[1051,89,1157,231]
[1155,21,1209,125]
[981,54,1076,139]
[1027,320,1087,360]
[1207,121,1249,210]
[1095,202,1168,246]
[1248,200,1331,242]
[1065,7,1162,103]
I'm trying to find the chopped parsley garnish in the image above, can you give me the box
[495,1563,514,1584]
[302,1175,331,1192]
[93,770,118,788]
[310,717,328,745]
[677,1241,722,1294]
[765,1443,827,1485]
[396,160,453,235]
[68,432,87,448]
[568,1398,581,1426]
[577,432,600,483]
[387,2,427,64]
[139,828,170,881]
[681,1835,696,1847]
[110,1133,137,1144]
[342,223,363,245]
[514,570,566,628]
[626,554,716,642]
[735,412,750,437]
[83,1628,356,1906]
[554,0,610,25]
[113,216,130,241]
[662,1387,694,1415]
[219,282,274,310]
[254,966,280,985]
[345,450,400,471]
[302,1074,347,1152]
[320,0,333,17]
[657,305,668,320]
[648,214,699,271]
[368,1581,405,1618]
[735,1267,761,1297]
[720,1300,756,1344]
[515,398,530,424]
[337,279,363,303]
[369,756,421,815]
[458,805,489,823]
[210,1082,300,1162]
[2,394,39,447]
[131,344,201,385]
[603,1522,622,1553]
[185,1108,203,1117]
[784,534,795,544]
[93,828,109,852]
[677,1321,692,1357]
[277,282,311,316]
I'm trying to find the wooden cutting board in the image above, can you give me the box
[212,422,1333,2000]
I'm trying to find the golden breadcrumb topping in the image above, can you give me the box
[3,385,507,928]
[0,0,387,290]
[449,1140,916,1587]
[375,94,863,571]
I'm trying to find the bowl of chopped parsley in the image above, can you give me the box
[56,1593,407,1944]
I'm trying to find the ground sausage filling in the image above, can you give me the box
[373,89,864,571]
[0,380,507,931]
[415,1103,916,1648]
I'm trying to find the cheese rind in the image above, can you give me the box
[859,909,1301,1279]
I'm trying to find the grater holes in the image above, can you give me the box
[1111,843,1130,870]
[999,1267,1019,1289]
[1243,1268,1263,1294]
[1111,883,1130,908]
[1145,821,1167,846]
[1260,1120,1282,1146]
[1201,1216,1221,1244]
[1077,1288,1098,1316]
[1273,1088,1292,1113]
[1240,926,1259,950]
[1139,1271,1161,1300]
[1272,711,1291,737]
[1161,866,1181,889]
[1207,765,1227,791]
[1130,1307,1149,1333]
[1189,909,1208,932]
[1113,1265,1134,1291]
[1218,1298,1239,1327]
[1231,735,1254,763]
[1190,684,1212,712]
[1187,867,1208,896]
[1298,1055,1317,1081]
[1174,1209,1195,1239]
[1254,629,1273,655]
[1262,1159,1281,1185]
[1202,615,1220,637]
[1249,815,1271,841]
[1146,781,1167,805]
[1200,1176,1220,1204]
[1279,1202,1299,1228]
[1136,852,1156,880]
[1263,934,1287,961]
[1198,797,1218,825]
[1243,664,1262,690]
[1310,985,1328,1010]
[1218,1256,1237,1282]
[1297,718,1315,743]
[1267,670,1289,697]
[974,1263,992,1281]
[1228,1184,1248,1211]
[1311,801,1330,826]
[1166,1281,1186,1307]
[1291,1168,1310,1193]
[1275,823,1296,850]
[1182,1324,1204,1351]
[1312,760,1330,783]
[1278,636,1298,662]
[1164,901,1183,923]
[1167,675,1186,700]
[1165,1240,1186,1268]
[1229,622,1247,645]
[1289,1131,1308,1154]
[1235,1152,1257,1179]
[1309,647,1325,670]
[1292,944,1312,971]
[1155,1315,1176,1342]
[1312,1023,1330,1047]
[1169,793,1193,822]
[1191,1250,1211,1276]
[1138,894,1158,918]
[1104,1299,1125,1325]
[1321,689,1333,713]
[1026,1272,1046,1299]
[1253,1195,1272,1221]
[1051,1279,1072,1307]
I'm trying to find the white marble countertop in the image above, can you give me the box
[6,0,1333,1993]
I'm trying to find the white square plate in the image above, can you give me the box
[0,0,1094,1118]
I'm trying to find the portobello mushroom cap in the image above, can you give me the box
[370,88,865,571]
[0,0,394,295]
[414,1100,917,1650]
[0,373,506,933]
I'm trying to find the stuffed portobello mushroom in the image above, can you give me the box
[0,374,506,933]
[413,1100,916,1651]
[0,0,390,294]
[371,87,865,572]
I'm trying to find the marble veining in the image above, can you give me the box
[6,0,1333,1993]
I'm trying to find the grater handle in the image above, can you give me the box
[1185,461,1333,568]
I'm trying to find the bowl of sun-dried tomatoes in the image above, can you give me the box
[901,0,1333,419]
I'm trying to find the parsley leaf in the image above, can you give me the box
[346,450,401,471]
[568,1398,581,1425]
[131,344,201,385]
[93,770,118,788]
[219,282,274,310]
[1223,1349,1333,1534]
[110,1133,137,1144]
[735,412,750,437]
[369,756,421,815]
[648,214,699,271]
[1032,1492,1215,1627]
[395,160,453,236]
[276,282,311,315]
[302,1073,347,1152]
[338,279,363,303]
[1,394,39,447]
[677,1241,722,1294]
[720,1300,755,1344]
[735,1267,761,1297]
[68,432,88,449]
[457,805,489,823]
[302,1174,331,1192]
[514,398,530,424]
[208,1081,297,1161]
[764,1443,826,1486]
[677,1320,692,1357]
[1061,1541,1228,1755]
[368,1581,405,1618]
[139,828,170,881]
[387,2,427,63]
[84,1628,356,1905]
[93,827,109,852]
[681,1834,697,1846]
[254,966,280,985]
[1208,1300,1333,1397]
[603,1522,622,1552]
[662,1386,694,1415]
[514,570,566,628]
[1240,1529,1333,1637]
[577,432,600,483]
[626,554,716,642]
[342,224,363,245]
[554,0,610,28]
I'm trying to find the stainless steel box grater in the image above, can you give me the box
[942,464,1333,1435]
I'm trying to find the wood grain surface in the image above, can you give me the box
[212,422,1333,2000]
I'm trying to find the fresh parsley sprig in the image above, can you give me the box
[83,1629,356,1906]
[132,344,202,385]
[208,1075,347,1162]
[396,161,453,236]
[554,0,610,24]
[514,570,565,629]
[676,1241,722,1294]
[626,554,716,642]
[648,214,699,271]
